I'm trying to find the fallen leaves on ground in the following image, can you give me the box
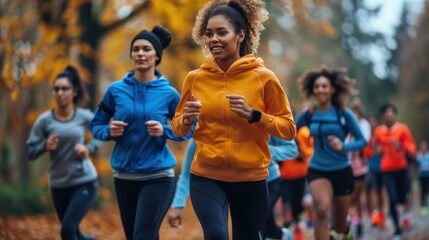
[0,202,203,240]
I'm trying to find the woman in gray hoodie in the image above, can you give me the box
[26,66,101,240]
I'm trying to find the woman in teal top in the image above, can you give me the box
[296,66,366,240]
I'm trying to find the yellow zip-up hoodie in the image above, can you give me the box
[172,54,296,182]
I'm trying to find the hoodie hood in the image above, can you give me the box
[201,54,265,75]
[122,69,171,87]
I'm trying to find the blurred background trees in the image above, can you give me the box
[0,0,428,215]
[395,2,429,142]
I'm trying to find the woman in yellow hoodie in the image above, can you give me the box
[172,0,296,239]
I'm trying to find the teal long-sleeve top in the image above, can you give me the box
[296,106,367,171]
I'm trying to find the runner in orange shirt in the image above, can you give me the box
[374,103,416,239]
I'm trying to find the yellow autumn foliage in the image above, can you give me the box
[94,157,113,177]
[0,0,338,191]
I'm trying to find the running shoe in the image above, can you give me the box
[371,210,380,226]
[345,214,352,232]
[371,210,386,229]
[329,230,338,240]
[281,227,292,240]
[342,228,353,240]
[293,222,305,240]
[306,208,315,228]
[392,229,402,240]
[402,216,410,229]
[420,206,429,216]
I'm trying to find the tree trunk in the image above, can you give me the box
[77,1,150,110]
[78,2,103,110]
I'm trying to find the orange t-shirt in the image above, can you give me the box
[280,126,313,180]
[374,122,416,172]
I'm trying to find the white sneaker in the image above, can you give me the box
[392,230,402,240]
[392,235,401,240]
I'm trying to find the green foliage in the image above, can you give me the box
[0,183,52,216]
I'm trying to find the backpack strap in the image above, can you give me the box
[302,106,348,134]
[303,106,348,135]
[336,109,349,136]
[302,106,315,127]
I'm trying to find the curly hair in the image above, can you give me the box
[297,65,357,109]
[192,0,269,56]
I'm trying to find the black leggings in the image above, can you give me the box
[265,178,283,239]
[114,177,175,240]
[190,174,269,240]
[382,169,407,230]
[51,180,98,240]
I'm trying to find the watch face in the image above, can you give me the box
[249,109,262,123]
[254,110,262,122]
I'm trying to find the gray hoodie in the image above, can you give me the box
[26,108,101,188]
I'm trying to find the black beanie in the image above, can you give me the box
[130,25,171,65]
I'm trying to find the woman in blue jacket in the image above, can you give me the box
[90,25,191,240]
[296,66,367,240]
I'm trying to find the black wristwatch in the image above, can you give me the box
[248,109,262,124]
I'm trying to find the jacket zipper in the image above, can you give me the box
[224,73,231,181]
[135,83,146,170]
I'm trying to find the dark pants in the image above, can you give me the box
[114,177,175,240]
[367,171,383,192]
[281,177,306,221]
[367,171,384,211]
[265,178,283,239]
[190,174,269,240]
[382,169,407,230]
[420,176,429,207]
[51,180,98,240]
